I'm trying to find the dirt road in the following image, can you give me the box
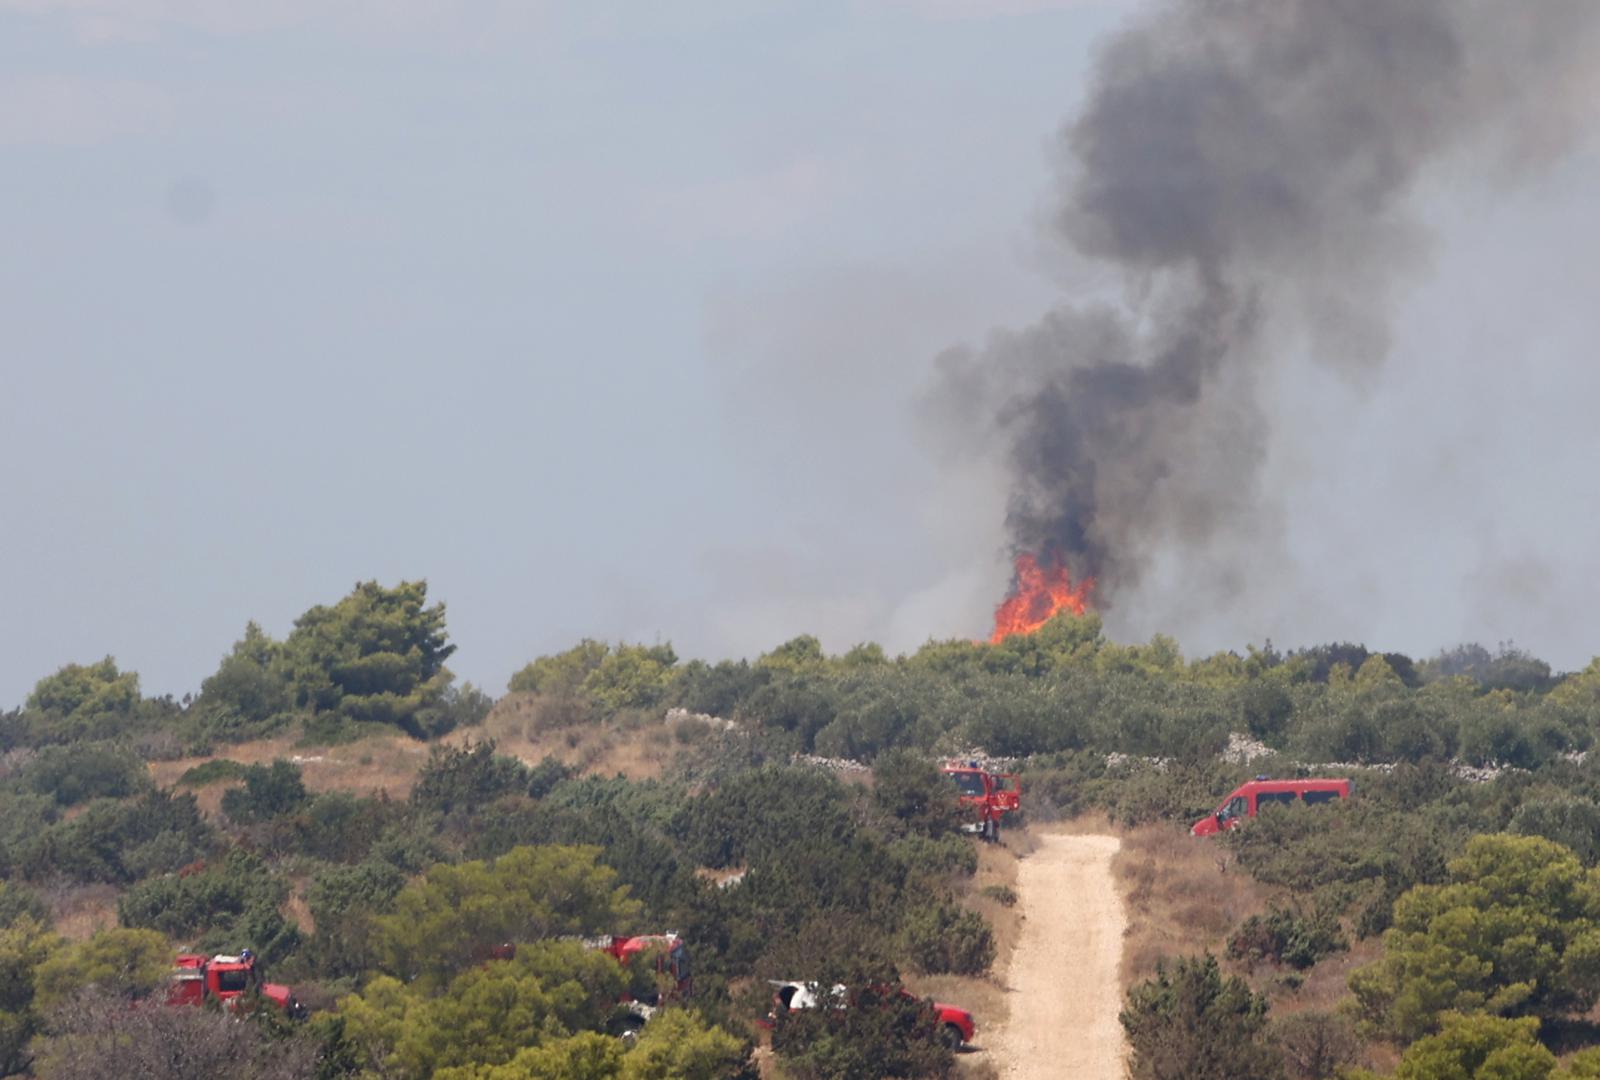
[989,833,1128,1080]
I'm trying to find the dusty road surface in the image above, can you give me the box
[990,833,1128,1080]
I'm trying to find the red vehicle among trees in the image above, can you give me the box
[167,951,304,1018]
[764,980,977,1049]
[942,762,1020,841]
[493,933,691,1036]
[1190,777,1352,836]
[594,932,692,1034]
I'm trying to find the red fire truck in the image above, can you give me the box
[167,951,304,1017]
[942,762,1021,841]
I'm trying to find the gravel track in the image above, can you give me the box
[989,833,1128,1080]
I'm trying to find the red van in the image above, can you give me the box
[1190,777,1351,836]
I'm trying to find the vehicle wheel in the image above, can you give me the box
[941,1023,965,1050]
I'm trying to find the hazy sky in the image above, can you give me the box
[4,0,1599,708]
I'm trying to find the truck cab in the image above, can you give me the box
[1191,778,1352,836]
[168,952,302,1016]
[601,933,692,1000]
[942,762,1021,841]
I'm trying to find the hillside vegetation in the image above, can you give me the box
[5,578,1600,1078]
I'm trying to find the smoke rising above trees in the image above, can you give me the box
[929,0,1600,606]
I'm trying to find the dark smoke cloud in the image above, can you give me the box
[930,0,1600,603]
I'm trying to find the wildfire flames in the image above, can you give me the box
[990,552,1094,644]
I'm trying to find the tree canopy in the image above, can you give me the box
[1351,834,1600,1042]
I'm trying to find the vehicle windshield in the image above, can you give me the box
[949,772,986,797]
[215,970,249,993]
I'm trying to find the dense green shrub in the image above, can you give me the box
[1101,761,1237,828]
[21,659,143,744]
[20,789,213,884]
[670,766,853,869]
[762,925,952,1080]
[308,859,409,977]
[899,901,994,976]
[220,760,309,823]
[524,756,573,800]
[277,580,457,739]
[118,849,299,963]
[667,660,768,719]
[1018,751,1109,819]
[508,641,676,714]
[1350,834,1600,1041]
[1227,906,1347,970]
[507,639,609,696]
[887,835,977,884]
[190,622,295,745]
[409,741,529,816]
[1121,954,1283,1080]
[1510,794,1600,865]
[1226,794,1458,936]
[15,743,150,806]
[0,883,47,929]
[871,749,961,837]
[255,791,412,864]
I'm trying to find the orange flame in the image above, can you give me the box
[990,553,1094,644]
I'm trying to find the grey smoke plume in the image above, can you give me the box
[931,0,1600,603]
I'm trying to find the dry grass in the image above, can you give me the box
[148,732,435,801]
[47,883,120,941]
[1269,934,1381,1016]
[451,695,679,780]
[1112,822,1271,989]
[146,700,685,823]
[1111,817,1379,1057]
[283,877,316,936]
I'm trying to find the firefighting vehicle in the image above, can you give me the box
[942,761,1021,841]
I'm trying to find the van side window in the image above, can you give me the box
[1303,790,1340,805]
[1257,792,1296,810]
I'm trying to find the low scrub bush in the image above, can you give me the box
[889,836,977,884]
[1122,954,1283,1080]
[19,789,213,884]
[979,884,1017,907]
[220,760,309,823]
[1269,1011,1360,1080]
[16,743,149,806]
[118,848,299,963]
[409,740,529,816]
[900,902,995,976]
[1226,906,1347,970]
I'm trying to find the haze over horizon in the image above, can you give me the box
[5,0,1599,709]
